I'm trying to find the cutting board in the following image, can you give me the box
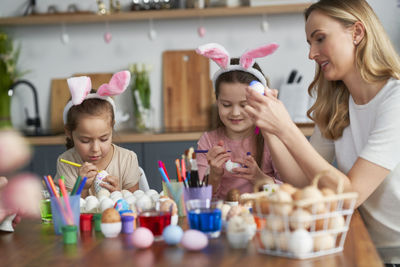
[163,50,213,132]
[50,73,113,134]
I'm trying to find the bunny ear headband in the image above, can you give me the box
[196,43,279,90]
[62,70,131,124]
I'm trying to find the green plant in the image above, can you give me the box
[0,30,25,128]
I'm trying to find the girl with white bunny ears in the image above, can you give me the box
[56,71,141,197]
[195,43,280,199]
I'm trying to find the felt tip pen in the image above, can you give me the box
[194,150,231,153]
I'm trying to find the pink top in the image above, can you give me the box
[196,128,279,200]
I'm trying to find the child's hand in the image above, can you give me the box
[101,175,120,192]
[206,140,230,177]
[231,154,265,183]
[79,162,97,189]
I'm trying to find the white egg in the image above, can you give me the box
[260,229,275,250]
[85,195,97,202]
[80,198,86,210]
[288,229,313,257]
[150,193,160,203]
[122,189,133,199]
[221,204,231,221]
[85,197,100,213]
[97,188,111,199]
[133,190,145,199]
[145,189,158,197]
[100,197,115,213]
[225,160,241,173]
[110,190,122,199]
[98,195,107,204]
[136,194,152,211]
[125,195,136,205]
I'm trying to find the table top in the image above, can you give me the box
[0,210,383,267]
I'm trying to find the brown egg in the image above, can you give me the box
[321,187,338,211]
[279,183,297,196]
[101,208,121,223]
[226,189,241,202]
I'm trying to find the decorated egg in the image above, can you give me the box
[181,230,208,251]
[162,225,183,245]
[225,160,241,173]
[132,227,154,249]
[94,170,110,194]
[114,199,129,212]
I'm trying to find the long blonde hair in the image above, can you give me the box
[305,0,400,140]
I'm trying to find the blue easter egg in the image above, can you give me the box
[114,199,129,211]
[162,225,184,245]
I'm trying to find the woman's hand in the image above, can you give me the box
[78,162,97,190]
[206,140,231,179]
[245,86,294,137]
[101,175,120,192]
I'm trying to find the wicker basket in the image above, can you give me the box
[253,171,358,259]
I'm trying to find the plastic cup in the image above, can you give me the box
[162,181,185,217]
[61,225,78,244]
[186,199,223,238]
[50,195,80,235]
[183,185,212,207]
[137,209,171,241]
[40,198,53,223]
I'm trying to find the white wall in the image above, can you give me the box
[1,0,399,132]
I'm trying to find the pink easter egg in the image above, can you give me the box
[198,26,206,37]
[104,32,112,43]
[181,230,208,251]
[132,227,154,249]
[0,130,31,174]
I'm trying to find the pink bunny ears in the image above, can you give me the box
[196,43,279,89]
[63,70,131,124]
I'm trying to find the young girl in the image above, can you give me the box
[55,71,140,198]
[195,43,280,199]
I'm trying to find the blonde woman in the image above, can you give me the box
[245,0,400,264]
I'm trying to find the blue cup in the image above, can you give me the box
[50,195,80,235]
[186,199,222,238]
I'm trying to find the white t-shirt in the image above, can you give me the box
[310,78,400,253]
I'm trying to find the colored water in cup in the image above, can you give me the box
[40,199,52,223]
[186,199,222,238]
[137,210,171,240]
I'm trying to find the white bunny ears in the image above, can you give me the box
[63,70,131,124]
[196,43,279,90]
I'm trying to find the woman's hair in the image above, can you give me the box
[305,0,400,140]
[64,97,115,149]
[214,58,269,167]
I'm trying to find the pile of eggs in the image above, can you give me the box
[248,182,348,257]
[80,189,160,214]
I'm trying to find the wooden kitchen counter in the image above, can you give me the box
[0,210,382,267]
[26,123,315,146]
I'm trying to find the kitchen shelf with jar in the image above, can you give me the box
[0,3,311,26]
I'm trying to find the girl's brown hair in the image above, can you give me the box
[64,97,115,149]
[305,0,400,140]
[214,58,270,167]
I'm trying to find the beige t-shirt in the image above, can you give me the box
[55,144,140,194]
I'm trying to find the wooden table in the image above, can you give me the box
[0,210,383,267]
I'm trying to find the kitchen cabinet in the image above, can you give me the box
[0,4,311,26]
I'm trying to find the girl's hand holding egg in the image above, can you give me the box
[206,140,231,177]
[101,175,120,193]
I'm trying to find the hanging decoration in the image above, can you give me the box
[148,19,157,41]
[197,17,206,38]
[104,21,112,43]
[60,23,70,45]
[261,14,269,32]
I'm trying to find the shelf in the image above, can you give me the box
[25,123,314,145]
[0,4,310,26]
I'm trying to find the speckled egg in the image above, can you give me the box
[181,230,208,251]
[162,225,183,245]
[132,227,154,249]
[102,208,121,223]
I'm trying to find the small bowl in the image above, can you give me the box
[100,222,122,238]
[227,231,250,249]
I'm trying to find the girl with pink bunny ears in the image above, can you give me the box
[195,43,280,199]
[55,71,141,197]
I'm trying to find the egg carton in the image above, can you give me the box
[252,172,359,259]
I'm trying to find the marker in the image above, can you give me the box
[194,150,231,153]
[60,159,81,168]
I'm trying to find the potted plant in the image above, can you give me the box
[0,30,25,128]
